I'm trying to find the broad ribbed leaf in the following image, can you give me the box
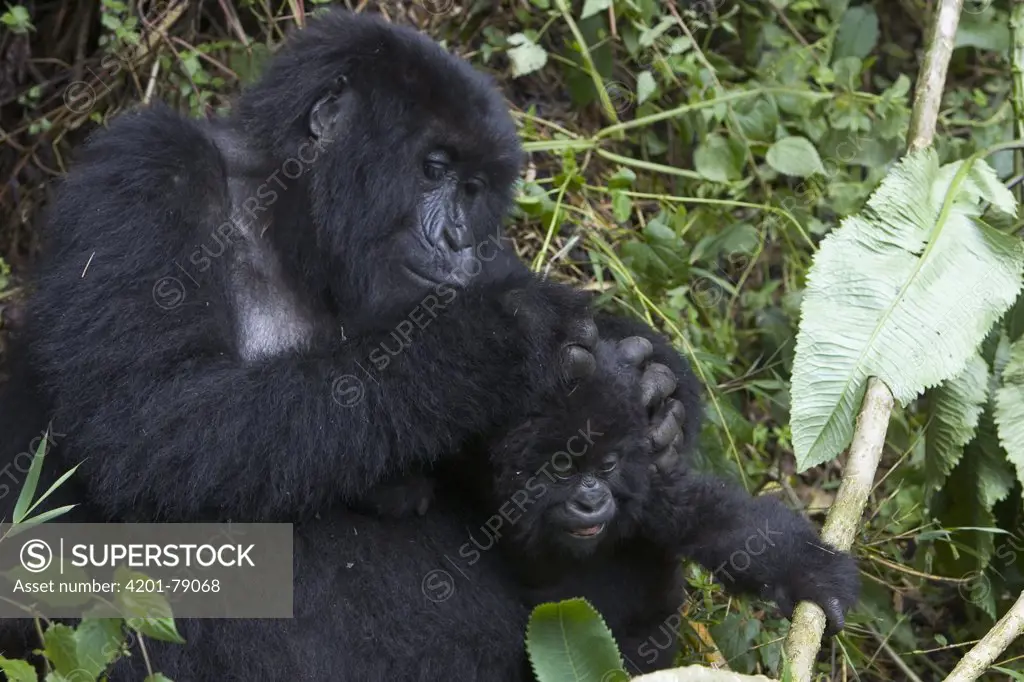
[526,598,625,682]
[791,148,1024,469]
[995,337,1024,486]
[925,353,989,490]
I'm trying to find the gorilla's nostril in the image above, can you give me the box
[570,489,609,514]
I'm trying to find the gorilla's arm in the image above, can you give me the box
[594,325,857,633]
[641,465,859,634]
[26,107,593,523]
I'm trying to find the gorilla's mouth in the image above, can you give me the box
[568,524,605,538]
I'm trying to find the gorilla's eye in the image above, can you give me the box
[464,177,485,197]
[599,457,618,473]
[553,467,575,481]
[423,150,450,181]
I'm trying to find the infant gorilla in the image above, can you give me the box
[369,336,859,674]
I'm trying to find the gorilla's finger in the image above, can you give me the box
[652,446,681,474]
[775,594,795,621]
[660,399,686,431]
[641,363,676,408]
[616,336,653,367]
[823,597,845,637]
[569,318,598,351]
[650,410,681,450]
[562,345,596,381]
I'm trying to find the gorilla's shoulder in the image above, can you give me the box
[50,103,230,245]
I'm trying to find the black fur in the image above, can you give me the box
[0,9,858,682]
[435,339,859,676]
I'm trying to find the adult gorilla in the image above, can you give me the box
[0,9,854,681]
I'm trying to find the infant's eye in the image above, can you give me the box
[599,457,618,473]
[553,467,575,481]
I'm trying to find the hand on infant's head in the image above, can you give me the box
[598,336,687,471]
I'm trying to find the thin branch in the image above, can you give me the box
[1011,0,1024,201]
[944,591,1024,682]
[908,0,965,153]
[784,378,894,680]
[783,0,964,679]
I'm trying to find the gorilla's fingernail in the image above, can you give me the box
[641,366,676,406]
[617,336,653,366]
[667,398,686,423]
[563,346,596,380]
[650,414,679,449]
[573,319,598,349]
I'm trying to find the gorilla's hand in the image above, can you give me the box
[351,474,435,519]
[502,282,597,389]
[760,544,860,637]
[610,336,686,469]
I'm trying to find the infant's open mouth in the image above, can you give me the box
[569,524,605,538]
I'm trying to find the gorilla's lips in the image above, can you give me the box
[569,524,605,538]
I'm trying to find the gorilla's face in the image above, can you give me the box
[308,78,523,322]
[388,145,517,296]
[234,12,525,325]
[488,380,653,561]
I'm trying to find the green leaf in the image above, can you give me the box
[127,617,185,645]
[925,353,989,490]
[43,624,79,676]
[0,656,38,682]
[791,149,1024,469]
[766,136,825,177]
[1,5,34,33]
[507,33,548,78]
[525,598,625,682]
[611,191,632,223]
[636,71,657,105]
[993,667,1024,681]
[12,427,51,523]
[932,407,1012,619]
[833,5,879,60]
[6,504,79,537]
[822,0,850,21]
[709,613,760,671]
[956,13,1010,54]
[40,619,124,681]
[23,463,82,523]
[580,0,611,19]
[607,167,636,190]
[74,618,126,677]
[694,134,742,183]
[995,338,1024,487]
[144,675,175,682]
[732,96,779,142]
[115,569,185,643]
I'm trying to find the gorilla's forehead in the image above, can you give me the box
[524,425,646,468]
[296,12,518,150]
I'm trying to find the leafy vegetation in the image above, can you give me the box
[4,0,1024,679]
[0,432,182,680]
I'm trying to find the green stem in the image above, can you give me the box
[553,0,619,126]
[1010,0,1024,200]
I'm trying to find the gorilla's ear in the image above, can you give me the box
[310,75,350,142]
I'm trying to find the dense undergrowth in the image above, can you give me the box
[3,0,1024,680]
